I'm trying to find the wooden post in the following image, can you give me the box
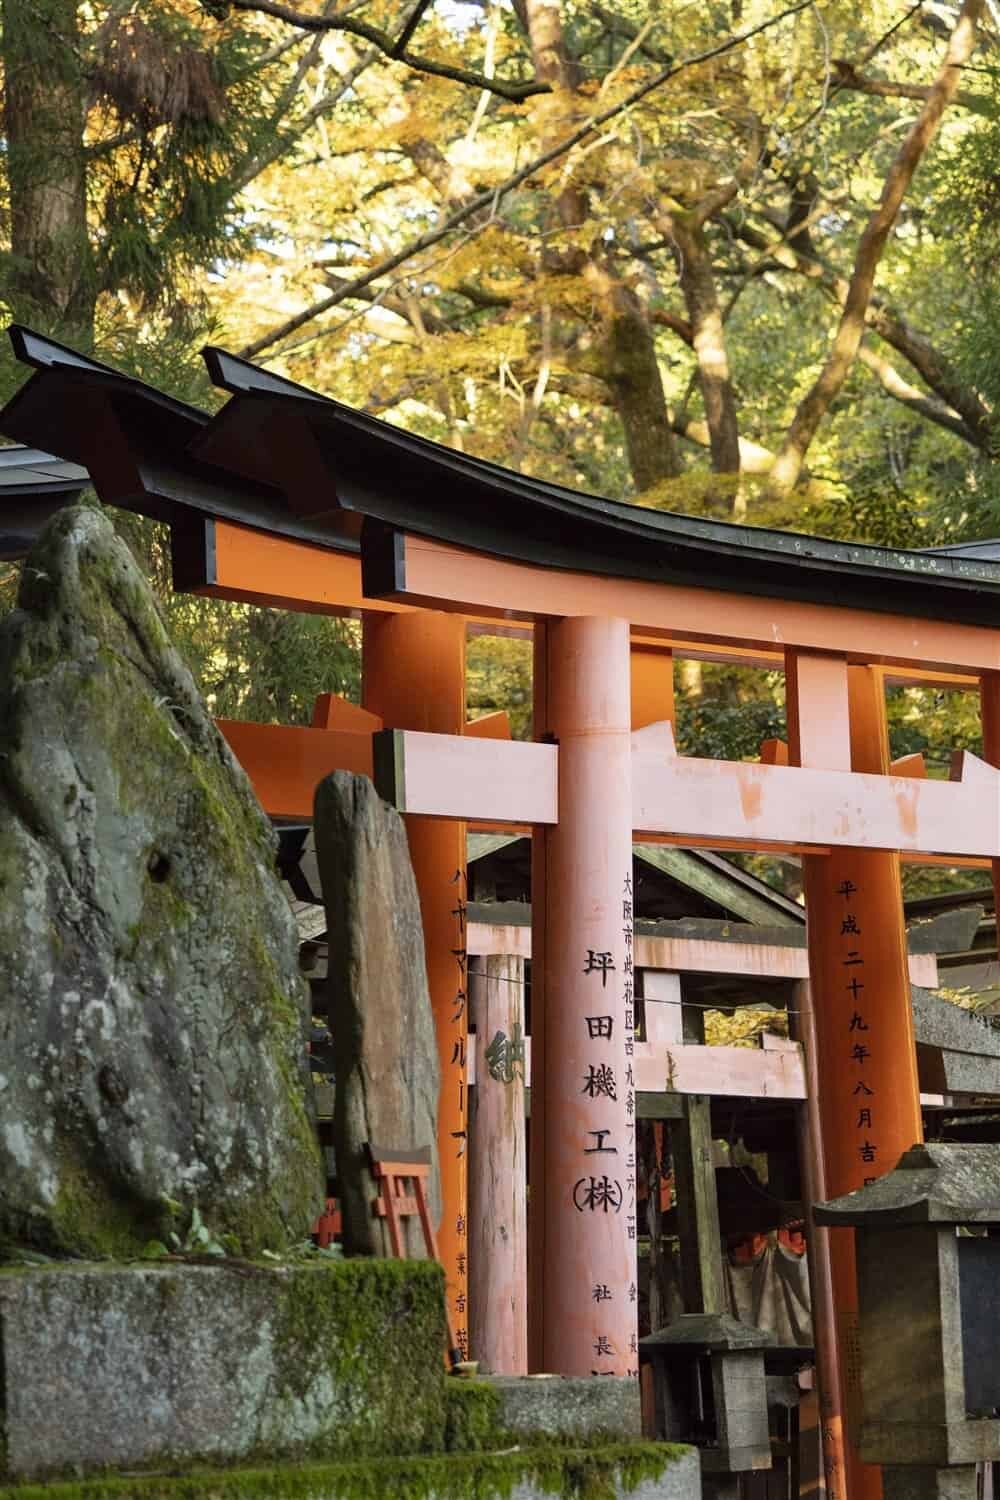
[530,616,637,1375]
[469,953,528,1374]
[363,610,471,1361]
[980,672,1000,933]
[792,977,847,1500]
[672,1093,726,1315]
[787,652,923,1500]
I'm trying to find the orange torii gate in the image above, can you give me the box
[5,329,1000,1500]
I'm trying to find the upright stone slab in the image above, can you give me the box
[0,504,324,1257]
[314,771,440,1255]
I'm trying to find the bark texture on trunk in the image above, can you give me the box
[671,215,741,477]
[524,0,680,489]
[3,0,94,343]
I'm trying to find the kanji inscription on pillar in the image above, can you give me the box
[571,868,638,1375]
[449,868,469,1360]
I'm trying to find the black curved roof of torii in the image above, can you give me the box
[3,322,1000,625]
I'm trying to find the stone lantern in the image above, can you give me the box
[639,1311,774,1498]
[815,1142,1000,1500]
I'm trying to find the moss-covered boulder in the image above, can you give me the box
[0,503,324,1257]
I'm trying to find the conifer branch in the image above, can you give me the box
[240,0,817,359]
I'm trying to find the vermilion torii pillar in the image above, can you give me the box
[532,617,638,1375]
[787,654,922,1500]
[362,610,471,1361]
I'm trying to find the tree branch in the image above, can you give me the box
[221,0,549,100]
[731,216,995,447]
[240,0,817,359]
[857,343,977,444]
[765,0,985,499]
[831,58,985,111]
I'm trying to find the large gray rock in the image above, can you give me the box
[0,503,324,1257]
[314,771,439,1254]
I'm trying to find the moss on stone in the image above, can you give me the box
[0,1443,692,1500]
[47,1151,162,1262]
[266,1258,449,1459]
[443,1380,503,1453]
[0,504,324,1261]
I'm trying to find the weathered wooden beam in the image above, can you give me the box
[466,919,939,988]
[375,725,1000,858]
[672,1095,727,1314]
[632,742,1000,859]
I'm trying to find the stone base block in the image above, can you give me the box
[488,1374,642,1441]
[0,1445,700,1500]
[0,1259,448,1480]
[882,1466,979,1500]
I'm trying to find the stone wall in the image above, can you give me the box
[0,1260,699,1500]
[0,1260,448,1480]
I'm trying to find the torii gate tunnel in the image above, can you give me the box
[6,326,1000,1500]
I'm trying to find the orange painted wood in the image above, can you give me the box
[790,658,919,1500]
[217,719,372,819]
[373,1194,420,1218]
[387,722,1000,855]
[890,752,926,777]
[631,746,1000,857]
[313,1199,342,1247]
[465,711,512,739]
[786,650,851,772]
[311,693,382,732]
[200,521,409,616]
[363,609,471,1363]
[384,533,1000,674]
[631,646,674,731]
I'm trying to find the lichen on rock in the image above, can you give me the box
[0,502,324,1258]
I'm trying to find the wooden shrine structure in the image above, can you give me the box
[6,326,1000,1500]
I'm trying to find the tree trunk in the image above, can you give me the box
[523,0,680,489]
[2,0,94,344]
[599,275,683,489]
[670,215,741,478]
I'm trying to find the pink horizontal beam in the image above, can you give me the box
[374,729,557,824]
[638,1042,807,1100]
[633,749,1000,858]
[466,924,938,987]
[384,727,1000,857]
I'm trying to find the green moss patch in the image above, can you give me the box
[267,1258,449,1458]
[0,1443,692,1500]
[443,1381,503,1453]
